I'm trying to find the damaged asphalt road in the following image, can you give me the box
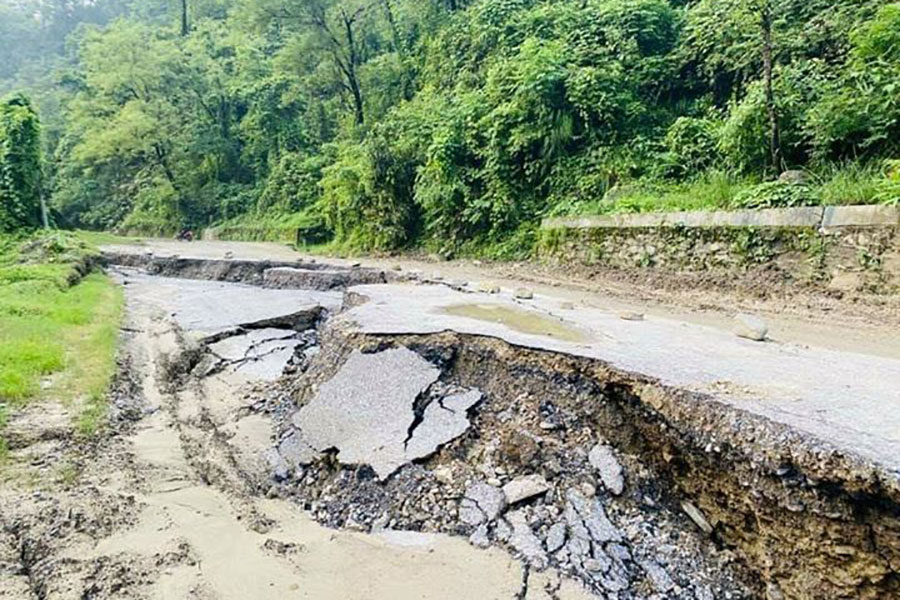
[289,348,483,480]
[2,243,898,600]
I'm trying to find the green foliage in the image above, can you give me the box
[2,0,898,252]
[665,117,719,176]
[806,4,900,161]
[0,94,42,232]
[732,180,817,209]
[258,153,329,214]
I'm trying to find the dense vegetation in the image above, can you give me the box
[0,94,42,232]
[1,0,899,254]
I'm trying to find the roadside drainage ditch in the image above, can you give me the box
[104,252,900,600]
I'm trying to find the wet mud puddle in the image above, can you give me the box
[441,304,591,343]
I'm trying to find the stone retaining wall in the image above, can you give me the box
[542,204,900,231]
[539,206,900,295]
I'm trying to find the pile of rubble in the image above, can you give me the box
[250,344,754,600]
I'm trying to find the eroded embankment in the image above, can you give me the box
[100,254,900,600]
[101,251,400,290]
[258,322,898,600]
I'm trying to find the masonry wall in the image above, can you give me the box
[539,206,900,296]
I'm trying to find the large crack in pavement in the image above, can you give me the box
[4,250,898,600]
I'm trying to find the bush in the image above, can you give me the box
[732,181,817,209]
[257,153,329,214]
[665,116,719,177]
[807,4,900,160]
[0,94,42,232]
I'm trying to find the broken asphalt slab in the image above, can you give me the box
[338,283,900,477]
[113,270,341,339]
[208,328,303,382]
[290,348,482,480]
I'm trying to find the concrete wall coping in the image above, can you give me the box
[542,205,900,231]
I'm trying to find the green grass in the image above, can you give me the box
[548,171,756,217]
[555,163,900,217]
[0,232,124,458]
[73,230,145,247]
[815,163,900,206]
[607,171,755,215]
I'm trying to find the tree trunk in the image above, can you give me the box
[181,0,189,36]
[761,1,782,176]
[342,12,365,125]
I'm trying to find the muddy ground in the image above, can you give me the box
[1,241,898,599]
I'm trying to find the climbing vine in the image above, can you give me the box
[0,93,42,233]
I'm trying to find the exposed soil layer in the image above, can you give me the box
[269,321,899,600]
[101,251,400,290]
[5,249,897,600]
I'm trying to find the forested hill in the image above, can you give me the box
[2,0,899,255]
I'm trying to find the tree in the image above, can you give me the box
[759,0,782,175]
[0,94,42,232]
[248,0,388,125]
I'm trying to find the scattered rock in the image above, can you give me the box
[545,522,567,553]
[734,313,768,342]
[431,465,455,485]
[460,482,506,526]
[565,489,622,543]
[514,288,535,300]
[476,282,501,294]
[618,311,645,322]
[588,444,625,496]
[778,170,809,185]
[641,560,675,593]
[469,524,491,549]
[695,585,715,600]
[583,558,607,573]
[828,271,862,293]
[503,475,551,505]
[506,510,548,569]
[558,301,575,310]
[681,501,714,535]
[495,518,513,543]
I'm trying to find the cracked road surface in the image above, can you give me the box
[110,273,593,599]
[0,263,594,600]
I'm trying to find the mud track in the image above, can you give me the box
[2,246,898,599]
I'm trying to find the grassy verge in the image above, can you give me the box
[73,230,145,248]
[552,163,900,217]
[0,232,124,460]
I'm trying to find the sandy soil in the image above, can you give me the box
[0,264,593,600]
